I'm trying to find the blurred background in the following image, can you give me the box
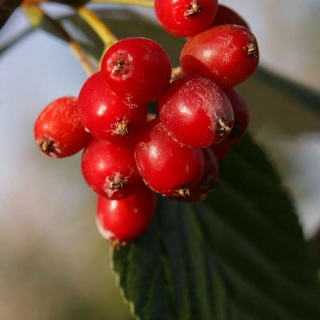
[0,0,319,319]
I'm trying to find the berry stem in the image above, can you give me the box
[22,4,96,76]
[77,6,118,51]
[91,0,154,8]
[21,0,154,7]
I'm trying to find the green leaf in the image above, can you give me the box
[111,133,320,320]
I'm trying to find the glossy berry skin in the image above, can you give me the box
[96,184,157,243]
[101,37,171,104]
[209,4,250,30]
[134,118,205,197]
[82,138,143,200]
[210,88,249,161]
[34,96,92,158]
[224,88,249,143]
[78,72,147,143]
[155,0,218,37]
[158,74,234,148]
[174,147,219,202]
[180,24,259,89]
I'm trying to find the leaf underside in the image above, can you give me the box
[112,134,320,320]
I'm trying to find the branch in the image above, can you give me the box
[0,0,24,29]
[90,0,154,7]
[77,5,117,50]
[0,0,153,30]
[22,4,96,76]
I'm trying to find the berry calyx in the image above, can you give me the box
[244,42,259,57]
[185,1,203,17]
[38,138,55,155]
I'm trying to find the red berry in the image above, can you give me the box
[224,87,249,143]
[209,4,250,30]
[96,184,157,245]
[101,37,171,104]
[210,88,249,161]
[210,138,235,161]
[81,138,143,200]
[158,74,234,148]
[34,96,92,158]
[155,0,218,37]
[78,72,147,143]
[134,118,205,197]
[174,147,219,202]
[180,24,259,88]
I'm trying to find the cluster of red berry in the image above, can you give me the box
[34,2,259,248]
